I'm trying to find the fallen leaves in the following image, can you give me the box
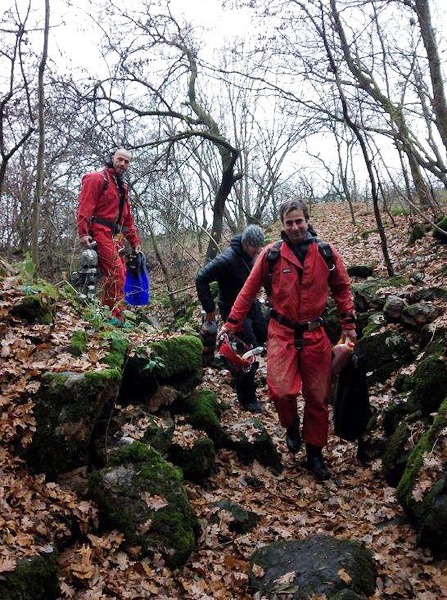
[2,203,447,598]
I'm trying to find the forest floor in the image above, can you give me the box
[1,202,447,599]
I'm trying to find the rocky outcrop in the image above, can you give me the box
[395,397,447,553]
[249,535,376,599]
[25,369,121,477]
[88,441,201,568]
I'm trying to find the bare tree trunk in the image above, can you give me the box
[330,0,433,211]
[413,0,447,152]
[325,0,394,276]
[31,0,50,268]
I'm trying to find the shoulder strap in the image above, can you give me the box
[316,239,335,271]
[101,168,127,225]
[101,168,109,193]
[264,238,335,296]
[264,240,283,296]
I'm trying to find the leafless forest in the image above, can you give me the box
[1,0,447,310]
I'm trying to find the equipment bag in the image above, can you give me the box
[333,351,370,442]
[124,252,150,306]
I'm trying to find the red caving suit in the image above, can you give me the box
[225,239,355,447]
[76,168,140,317]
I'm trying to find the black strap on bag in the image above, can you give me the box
[333,351,371,442]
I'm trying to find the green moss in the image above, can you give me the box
[11,294,55,325]
[408,223,426,244]
[183,389,228,447]
[433,216,447,242]
[100,330,129,369]
[382,422,411,486]
[26,369,121,476]
[396,398,447,524]
[353,276,409,312]
[229,417,283,473]
[169,437,216,481]
[148,335,202,379]
[69,330,87,356]
[407,354,447,415]
[362,312,385,337]
[0,554,59,600]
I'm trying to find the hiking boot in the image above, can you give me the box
[285,421,301,454]
[306,454,331,481]
[306,443,331,481]
[241,398,263,413]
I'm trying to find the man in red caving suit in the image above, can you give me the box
[76,148,141,319]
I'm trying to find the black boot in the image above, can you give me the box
[306,444,331,481]
[285,417,301,454]
[234,364,263,413]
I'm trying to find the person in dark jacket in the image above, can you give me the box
[196,225,267,412]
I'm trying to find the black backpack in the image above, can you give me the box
[264,239,335,296]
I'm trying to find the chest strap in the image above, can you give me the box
[270,309,325,349]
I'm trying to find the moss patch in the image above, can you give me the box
[26,369,121,476]
[183,389,228,447]
[396,398,447,551]
[148,335,202,380]
[69,330,88,356]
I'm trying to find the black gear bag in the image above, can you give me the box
[333,351,370,442]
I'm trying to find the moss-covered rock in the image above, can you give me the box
[10,292,55,325]
[112,406,175,456]
[407,286,447,303]
[408,223,426,245]
[183,389,228,447]
[395,397,447,553]
[120,335,203,403]
[169,436,216,482]
[25,369,121,477]
[382,422,411,487]
[149,335,202,381]
[225,417,283,473]
[88,441,200,567]
[361,312,386,337]
[406,354,447,415]
[433,216,447,243]
[353,276,409,313]
[0,554,59,600]
[249,535,376,599]
[401,302,442,330]
[213,500,260,535]
[355,331,415,384]
[100,330,129,369]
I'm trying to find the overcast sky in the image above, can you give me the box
[47,0,255,75]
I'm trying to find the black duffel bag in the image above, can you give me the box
[333,351,370,442]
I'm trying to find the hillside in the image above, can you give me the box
[1,202,447,599]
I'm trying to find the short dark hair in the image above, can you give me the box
[279,200,310,223]
[241,224,264,248]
